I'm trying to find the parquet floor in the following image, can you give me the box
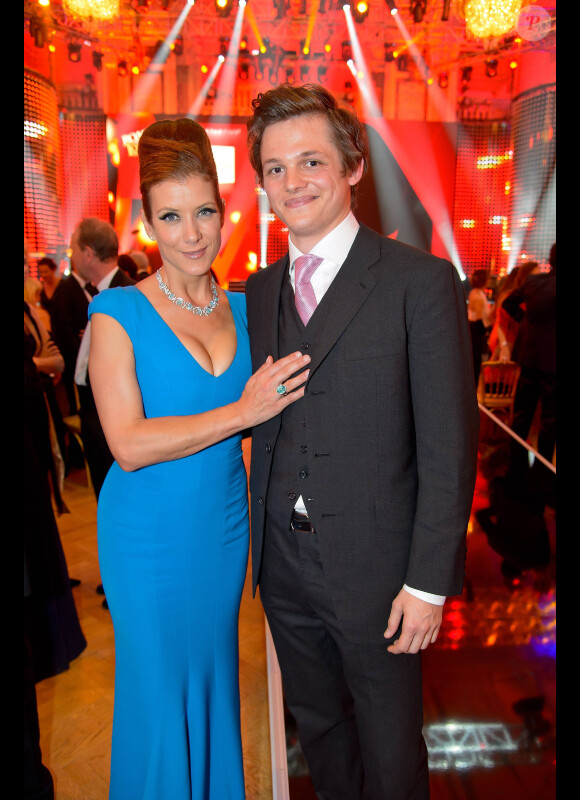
[35,439,272,800]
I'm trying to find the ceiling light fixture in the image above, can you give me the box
[463,0,522,40]
[68,42,82,62]
[63,0,120,21]
[352,1,369,23]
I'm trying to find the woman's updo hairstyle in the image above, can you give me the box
[138,118,224,226]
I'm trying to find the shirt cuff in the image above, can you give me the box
[403,584,446,605]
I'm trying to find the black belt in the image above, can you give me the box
[290,510,316,533]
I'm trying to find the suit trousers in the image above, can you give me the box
[259,512,429,800]
[77,384,114,499]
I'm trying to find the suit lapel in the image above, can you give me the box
[254,255,289,362]
[306,225,380,377]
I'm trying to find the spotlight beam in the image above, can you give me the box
[244,2,265,54]
[121,0,195,114]
[303,0,320,55]
[188,57,224,118]
[211,0,246,119]
[342,5,464,277]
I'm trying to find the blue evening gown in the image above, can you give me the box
[88,286,251,799]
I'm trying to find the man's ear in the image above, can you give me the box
[348,159,365,188]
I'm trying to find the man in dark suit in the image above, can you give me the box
[70,217,135,498]
[245,85,480,799]
[49,267,92,415]
[503,243,556,488]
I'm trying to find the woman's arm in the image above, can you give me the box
[88,312,310,472]
[28,304,65,375]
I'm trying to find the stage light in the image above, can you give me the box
[68,42,82,62]
[238,62,249,80]
[219,36,229,57]
[285,66,295,83]
[438,72,449,88]
[342,40,352,61]
[92,51,104,70]
[411,1,426,23]
[384,0,398,15]
[173,35,183,56]
[215,0,233,17]
[239,36,248,52]
[485,59,498,77]
[384,43,395,62]
[461,65,472,87]
[397,53,408,71]
[317,65,328,82]
[117,60,128,76]
[29,17,47,48]
[300,65,310,80]
[131,64,140,75]
[300,40,310,56]
[510,60,518,69]
[273,0,287,19]
[352,1,369,23]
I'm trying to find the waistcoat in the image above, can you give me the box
[266,272,322,527]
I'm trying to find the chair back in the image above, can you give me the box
[478,360,521,426]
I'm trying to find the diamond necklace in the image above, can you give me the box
[156,269,219,317]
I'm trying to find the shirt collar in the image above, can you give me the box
[96,266,120,292]
[288,211,359,272]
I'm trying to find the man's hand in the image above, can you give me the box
[384,588,443,654]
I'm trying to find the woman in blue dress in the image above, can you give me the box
[88,119,310,799]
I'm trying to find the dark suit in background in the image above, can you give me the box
[246,226,480,798]
[76,267,135,497]
[49,273,90,414]
[503,264,556,484]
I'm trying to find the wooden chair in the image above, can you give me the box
[62,385,93,490]
[477,360,521,427]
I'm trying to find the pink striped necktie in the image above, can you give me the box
[294,254,323,325]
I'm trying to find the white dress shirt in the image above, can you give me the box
[287,212,445,606]
[74,267,123,387]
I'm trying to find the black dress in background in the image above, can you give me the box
[24,313,86,683]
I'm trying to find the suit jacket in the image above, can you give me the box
[246,224,479,620]
[49,274,90,371]
[77,268,135,496]
[79,266,135,400]
[502,272,556,374]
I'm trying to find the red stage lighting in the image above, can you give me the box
[215,0,233,17]
[485,59,498,78]
[68,42,82,62]
[353,1,369,23]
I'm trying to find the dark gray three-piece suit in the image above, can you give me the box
[246,224,480,799]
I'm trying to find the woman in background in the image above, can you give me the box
[468,269,492,387]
